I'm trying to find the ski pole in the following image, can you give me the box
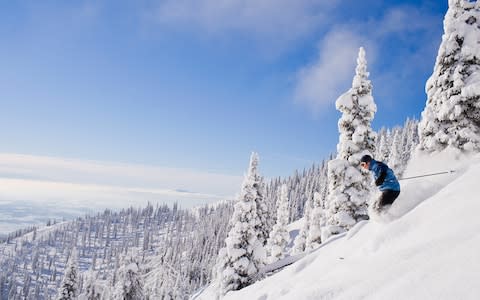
[399,170,456,181]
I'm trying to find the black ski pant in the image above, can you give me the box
[379,190,400,207]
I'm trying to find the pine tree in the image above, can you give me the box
[291,190,313,255]
[254,175,270,247]
[376,128,391,162]
[324,47,377,238]
[8,282,17,300]
[306,192,325,250]
[398,118,420,176]
[78,269,104,300]
[57,248,78,300]
[112,258,144,300]
[419,0,480,153]
[0,275,5,300]
[388,127,403,173]
[215,152,266,296]
[406,119,420,157]
[266,184,290,263]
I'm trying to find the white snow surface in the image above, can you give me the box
[198,151,480,299]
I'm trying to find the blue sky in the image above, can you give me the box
[0,0,448,179]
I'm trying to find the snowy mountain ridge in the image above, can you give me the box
[198,150,480,299]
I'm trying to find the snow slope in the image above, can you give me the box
[200,151,480,299]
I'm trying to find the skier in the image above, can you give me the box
[360,155,400,210]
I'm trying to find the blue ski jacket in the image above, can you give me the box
[368,159,400,192]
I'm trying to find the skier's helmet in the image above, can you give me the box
[360,155,372,164]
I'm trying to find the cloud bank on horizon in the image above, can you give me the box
[0,153,242,235]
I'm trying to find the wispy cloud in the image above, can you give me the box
[0,153,242,234]
[144,0,339,48]
[294,5,442,115]
[294,29,373,115]
[375,6,440,37]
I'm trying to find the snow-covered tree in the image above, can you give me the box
[291,190,313,255]
[57,248,78,300]
[419,0,480,153]
[78,269,110,300]
[23,270,31,299]
[404,118,420,160]
[376,128,391,162]
[396,118,419,176]
[0,275,5,300]
[8,282,17,299]
[336,47,377,161]
[388,127,403,173]
[372,119,419,177]
[78,269,108,300]
[266,184,290,263]
[306,192,325,250]
[112,258,144,300]
[254,175,270,247]
[215,152,266,296]
[324,47,377,238]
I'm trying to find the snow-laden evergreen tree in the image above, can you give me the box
[324,47,377,238]
[397,118,419,176]
[306,192,325,250]
[0,275,5,300]
[8,282,17,300]
[376,128,391,162]
[291,190,313,255]
[112,258,144,300]
[78,269,107,300]
[22,270,31,299]
[215,152,266,296]
[57,248,78,300]
[404,118,420,161]
[375,128,385,160]
[388,127,403,173]
[419,0,480,153]
[255,175,270,246]
[372,119,419,177]
[319,161,329,204]
[266,184,290,263]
